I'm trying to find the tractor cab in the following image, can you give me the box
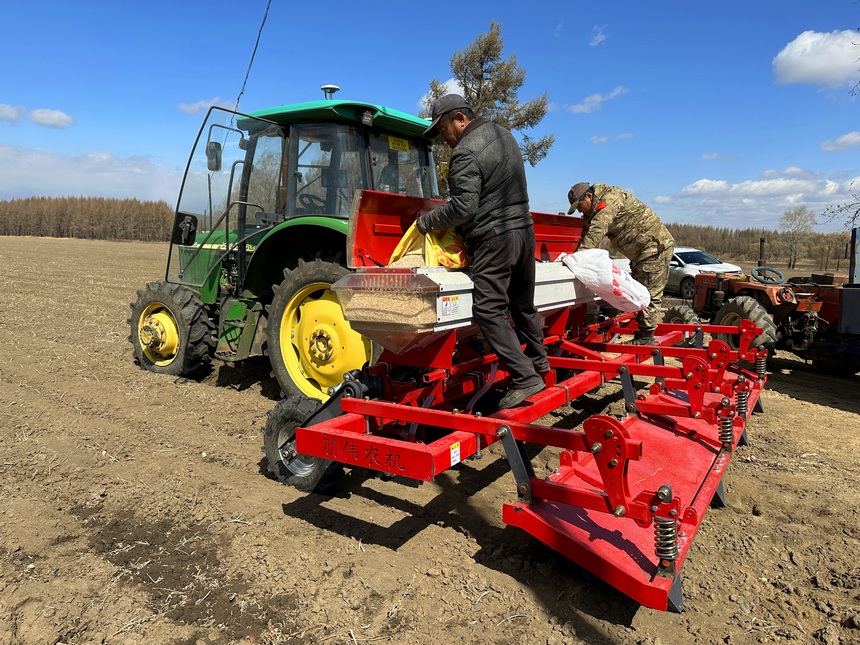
[166,102,439,300]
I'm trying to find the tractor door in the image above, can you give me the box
[288,123,367,219]
[167,107,285,303]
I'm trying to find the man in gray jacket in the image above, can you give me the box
[417,94,548,408]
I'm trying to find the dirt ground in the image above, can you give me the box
[1,236,858,645]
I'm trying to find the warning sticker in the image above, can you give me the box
[450,441,461,466]
[388,136,410,152]
[441,295,459,317]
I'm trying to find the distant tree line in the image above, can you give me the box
[0,196,851,272]
[664,222,850,273]
[0,196,172,242]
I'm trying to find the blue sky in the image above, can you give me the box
[1,1,857,232]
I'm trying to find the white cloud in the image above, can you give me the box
[783,166,822,179]
[773,30,858,88]
[759,166,821,180]
[821,131,860,152]
[568,86,629,114]
[663,170,859,230]
[30,109,75,128]
[588,133,631,144]
[678,179,731,195]
[0,104,26,123]
[680,176,828,198]
[0,105,75,127]
[701,152,720,160]
[831,169,856,180]
[418,79,465,113]
[0,144,182,203]
[178,97,236,115]
[589,25,609,47]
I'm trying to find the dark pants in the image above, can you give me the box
[469,226,548,389]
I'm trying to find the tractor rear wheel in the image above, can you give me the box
[262,396,342,492]
[128,281,215,375]
[713,295,777,351]
[663,304,700,347]
[267,259,373,400]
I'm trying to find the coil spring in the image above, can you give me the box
[755,353,767,379]
[654,516,679,560]
[720,413,734,444]
[736,390,749,418]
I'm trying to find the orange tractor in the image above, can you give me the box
[665,263,860,377]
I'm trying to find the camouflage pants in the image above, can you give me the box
[631,245,673,334]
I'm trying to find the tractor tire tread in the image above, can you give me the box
[714,295,777,351]
[128,281,215,376]
[262,396,343,492]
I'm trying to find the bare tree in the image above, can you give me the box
[423,21,554,191]
[822,182,860,230]
[779,205,817,269]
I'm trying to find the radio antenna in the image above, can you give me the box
[235,0,273,113]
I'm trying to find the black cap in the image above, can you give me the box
[424,94,471,137]
[567,182,591,213]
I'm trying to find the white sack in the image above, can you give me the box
[559,249,651,313]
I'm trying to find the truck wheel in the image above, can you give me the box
[679,277,696,300]
[267,259,374,400]
[263,396,343,492]
[713,295,777,351]
[128,281,215,375]
[663,304,700,347]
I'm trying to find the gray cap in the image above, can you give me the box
[424,94,471,137]
[567,182,591,213]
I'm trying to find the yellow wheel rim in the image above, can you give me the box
[279,280,372,400]
[138,303,181,366]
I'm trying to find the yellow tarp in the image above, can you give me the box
[389,222,469,269]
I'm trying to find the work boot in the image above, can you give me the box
[498,382,545,409]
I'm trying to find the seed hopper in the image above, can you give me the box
[263,191,768,612]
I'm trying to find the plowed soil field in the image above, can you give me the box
[1,236,858,645]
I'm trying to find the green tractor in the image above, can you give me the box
[128,96,439,400]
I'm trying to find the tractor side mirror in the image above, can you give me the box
[206,141,222,172]
[171,213,198,246]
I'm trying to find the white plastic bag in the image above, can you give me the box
[559,249,651,313]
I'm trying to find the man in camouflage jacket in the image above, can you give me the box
[567,182,675,344]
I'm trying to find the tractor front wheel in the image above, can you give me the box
[262,396,342,492]
[128,281,215,375]
[713,295,777,352]
[267,259,374,400]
